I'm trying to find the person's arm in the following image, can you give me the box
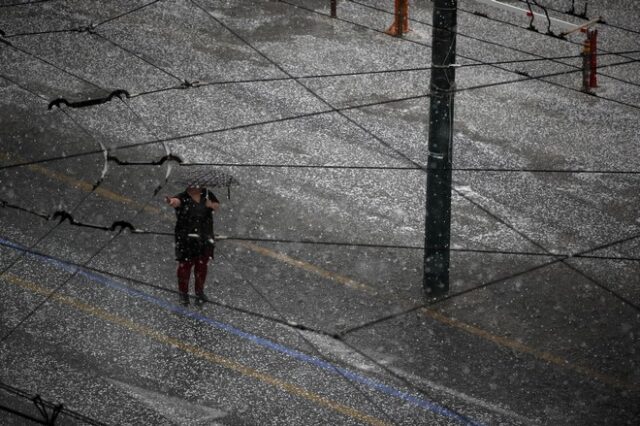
[205,191,220,211]
[205,199,220,211]
[165,196,181,208]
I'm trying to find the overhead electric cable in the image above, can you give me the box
[0,378,109,425]
[513,0,640,36]
[93,0,165,28]
[0,86,113,344]
[5,2,639,174]
[1,0,165,38]
[3,198,639,263]
[187,3,420,424]
[2,3,636,422]
[0,237,335,338]
[6,42,105,93]
[339,232,640,338]
[338,0,640,92]
[179,161,640,175]
[3,0,636,306]
[0,69,172,346]
[453,0,640,67]
[92,31,183,82]
[0,0,54,7]
[279,0,640,314]
[4,50,640,174]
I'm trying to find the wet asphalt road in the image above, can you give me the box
[1,0,639,425]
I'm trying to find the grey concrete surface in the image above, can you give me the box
[1,0,639,425]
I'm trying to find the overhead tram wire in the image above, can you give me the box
[0,40,187,174]
[338,0,640,91]
[2,6,635,190]
[0,237,337,339]
[0,237,482,425]
[512,0,640,36]
[175,2,620,423]
[0,382,110,426]
[0,78,113,344]
[5,13,639,101]
[216,248,486,425]
[11,0,636,173]
[1,0,165,38]
[3,50,640,174]
[0,146,174,346]
[6,11,420,425]
[0,0,54,7]
[3,0,638,94]
[4,22,638,72]
[2,9,183,92]
[3,33,640,114]
[290,2,640,109]
[0,75,109,278]
[4,43,106,94]
[0,49,174,346]
[186,3,406,425]
[125,48,640,98]
[189,3,483,424]
[179,160,640,175]
[339,230,640,339]
[1,58,639,178]
[6,9,636,253]
[91,31,184,83]
[449,0,640,76]
[1,95,636,422]
[2,3,636,418]
[3,199,639,263]
[277,0,640,314]
[281,0,640,108]
[91,0,165,29]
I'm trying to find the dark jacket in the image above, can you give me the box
[173,189,218,261]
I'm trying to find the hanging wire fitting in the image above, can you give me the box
[73,23,97,34]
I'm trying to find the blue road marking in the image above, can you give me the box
[0,237,483,426]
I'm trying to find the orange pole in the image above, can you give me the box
[385,0,410,36]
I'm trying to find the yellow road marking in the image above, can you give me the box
[5,153,634,391]
[235,241,376,293]
[3,273,390,426]
[1,152,159,214]
[422,308,635,390]
[28,163,159,214]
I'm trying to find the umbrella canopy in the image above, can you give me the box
[175,168,239,199]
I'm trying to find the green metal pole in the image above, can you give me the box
[424,0,457,296]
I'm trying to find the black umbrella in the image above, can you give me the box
[176,169,239,199]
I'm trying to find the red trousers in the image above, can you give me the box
[177,253,210,295]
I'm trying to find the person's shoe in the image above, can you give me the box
[196,292,209,303]
[179,293,190,306]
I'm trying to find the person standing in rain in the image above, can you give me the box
[165,184,220,306]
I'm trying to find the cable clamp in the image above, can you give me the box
[428,151,445,161]
[32,395,63,425]
[0,29,11,46]
[110,221,135,233]
[74,23,96,34]
[180,80,204,89]
[48,89,130,110]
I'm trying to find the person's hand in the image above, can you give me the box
[165,196,180,208]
